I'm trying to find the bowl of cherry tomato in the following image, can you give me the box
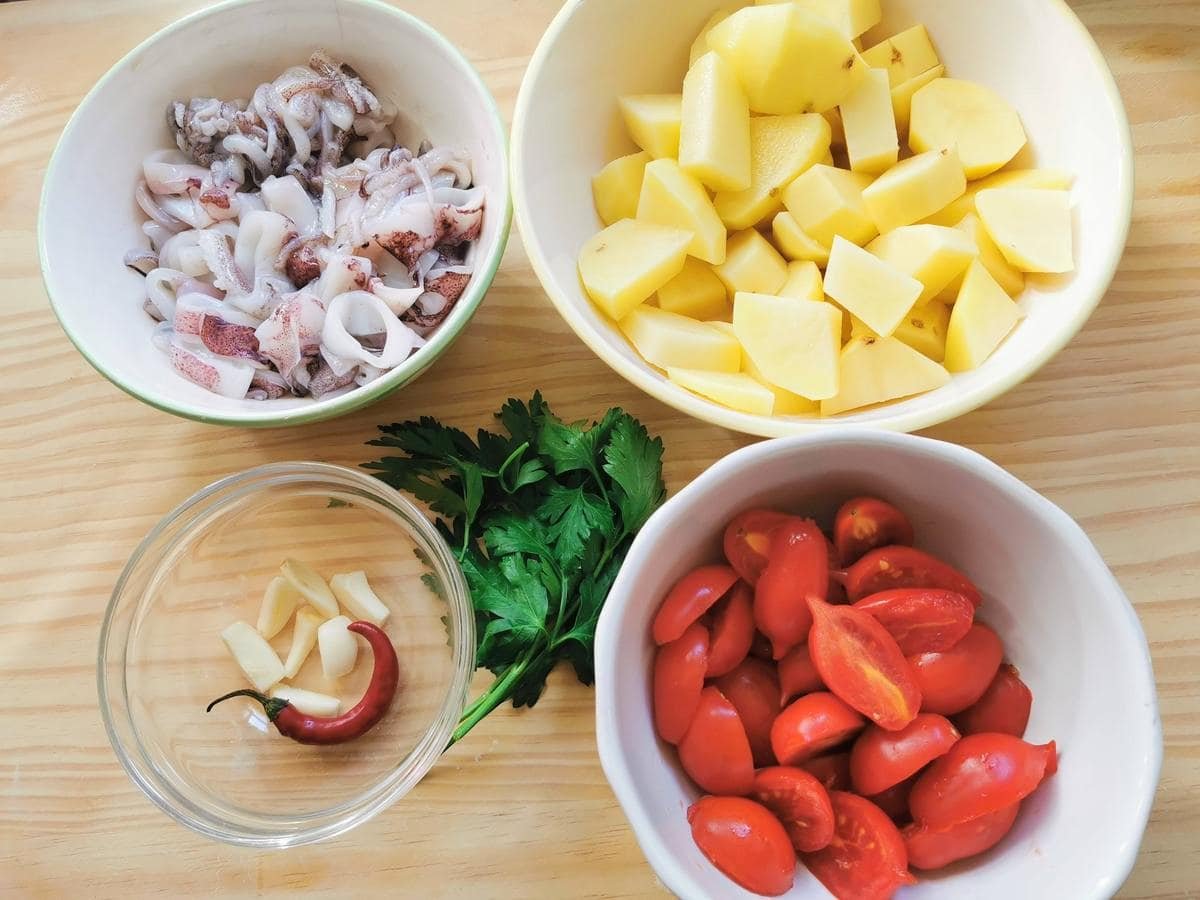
[594,431,1160,899]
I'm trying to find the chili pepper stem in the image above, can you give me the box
[206,688,290,720]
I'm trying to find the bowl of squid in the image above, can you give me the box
[39,0,511,427]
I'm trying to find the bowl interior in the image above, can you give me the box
[514,0,1130,435]
[101,464,473,846]
[41,0,509,425]
[595,433,1159,899]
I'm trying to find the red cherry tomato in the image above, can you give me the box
[904,802,1021,870]
[751,766,836,852]
[800,752,851,792]
[869,774,917,823]
[779,643,824,704]
[678,686,756,796]
[852,588,975,655]
[834,497,915,566]
[771,691,865,765]
[908,623,1004,716]
[755,518,828,659]
[652,565,738,645]
[715,657,781,767]
[825,535,849,604]
[849,713,960,796]
[956,664,1033,737]
[706,582,755,678]
[653,623,709,744]
[807,598,922,731]
[688,796,797,896]
[723,508,792,585]
[803,791,916,900]
[909,733,1057,830]
[845,546,983,608]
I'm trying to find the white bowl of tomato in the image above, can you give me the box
[594,430,1160,899]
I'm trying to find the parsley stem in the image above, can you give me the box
[448,643,543,746]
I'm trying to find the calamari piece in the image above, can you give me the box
[369,187,484,270]
[200,316,262,361]
[308,357,358,398]
[143,150,211,195]
[197,230,252,295]
[144,268,193,322]
[369,278,423,315]
[322,290,417,370]
[425,264,472,305]
[234,210,295,282]
[261,174,319,234]
[174,293,255,336]
[254,292,326,382]
[124,249,159,275]
[167,334,256,399]
[248,368,292,400]
[312,253,373,302]
[159,223,237,276]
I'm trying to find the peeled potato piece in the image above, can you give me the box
[909,78,1027,180]
[975,188,1074,273]
[592,151,650,226]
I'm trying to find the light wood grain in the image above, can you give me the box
[0,0,1197,896]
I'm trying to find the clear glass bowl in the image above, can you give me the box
[98,462,475,847]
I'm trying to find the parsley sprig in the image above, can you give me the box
[365,393,666,745]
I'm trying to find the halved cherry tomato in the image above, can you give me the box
[807,598,922,731]
[652,565,738,645]
[688,795,797,896]
[723,508,791,585]
[802,791,916,900]
[909,733,1057,829]
[715,657,781,767]
[852,588,975,655]
[904,802,1021,870]
[800,752,851,792]
[779,643,824,704]
[845,546,983,608]
[771,692,865,765]
[755,518,828,659]
[678,686,755,795]
[825,535,849,604]
[868,774,917,823]
[752,766,836,852]
[706,582,755,678]
[849,713,960,796]
[653,623,709,744]
[834,497,915,567]
[908,623,1003,716]
[956,664,1033,737]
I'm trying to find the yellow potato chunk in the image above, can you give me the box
[772,212,832,265]
[734,291,842,399]
[620,305,742,372]
[714,228,789,295]
[690,6,741,66]
[891,65,944,135]
[758,0,882,38]
[778,260,824,301]
[862,147,966,233]
[824,236,922,336]
[592,152,651,226]
[637,158,727,265]
[840,68,899,175]
[909,78,1027,179]
[861,25,941,87]
[824,107,845,148]
[923,168,1075,228]
[667,367,776,415]
[945,260,1023,372]
[867,224,977,302]
[975,188,1074,273]
[946,213,1025,297]
[714,113,831,230]
[707,4,868,115]
[782,164,877,247]
[821,335,951,415]
[657,258,731,321]
[705,320,819,413]
[619,94,683,159]
[680,52,752,192]
[579,219,691,319]
[893,300,951,362]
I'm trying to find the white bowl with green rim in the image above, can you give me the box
[39,0,511,427]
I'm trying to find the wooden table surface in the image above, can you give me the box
[1,0,1197,896]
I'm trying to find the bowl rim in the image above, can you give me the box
[96,461,476,847]
[594,429,1162,898]
[511,0,1133,437]
[38,0,513,429]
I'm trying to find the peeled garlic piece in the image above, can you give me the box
[220,621,284,692]
[318,615,358,679]
[256,575,301,639]
[280,558,339,618]
[269,685,341,717]
[283,607,325,679]
[329,571,391,626]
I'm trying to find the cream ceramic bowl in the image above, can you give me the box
[513,0,1131,437]
[595,431,1160,899]
[40,0,510,427]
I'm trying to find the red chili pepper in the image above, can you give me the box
[206,621,399,745]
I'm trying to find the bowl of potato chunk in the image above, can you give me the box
[512,0,1131,436]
